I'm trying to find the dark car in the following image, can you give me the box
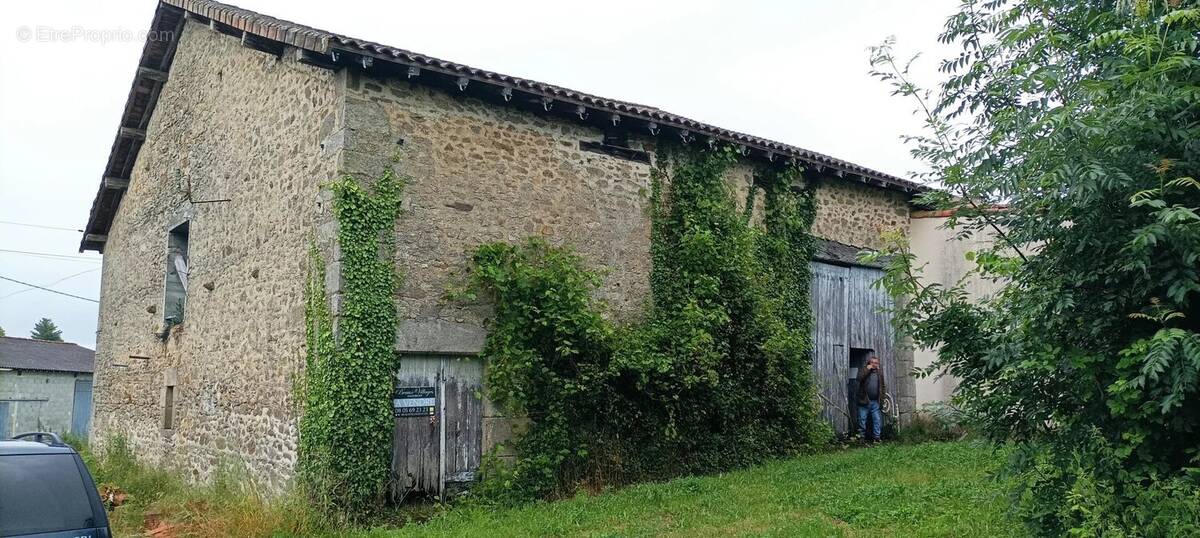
[0,432,110,538]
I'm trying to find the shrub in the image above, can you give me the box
[897,402,967,444]
[466,144,831,501]
[868,1,1200,534]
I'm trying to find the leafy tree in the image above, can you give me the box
[30,318,63,342]
[867,0,1200,534]
[0,325,5,337]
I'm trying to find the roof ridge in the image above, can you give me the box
[0,335,82,346]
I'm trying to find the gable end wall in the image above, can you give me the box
[91,20,340,488]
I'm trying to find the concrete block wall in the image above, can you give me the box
[0,370,91,435]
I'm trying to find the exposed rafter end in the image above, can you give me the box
[85,234,108,244]
[118,127,146,141]
[102,176,130,190]
[136,66,168,83]
[294,48,337,68]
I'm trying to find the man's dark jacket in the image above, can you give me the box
[856,365,887,406]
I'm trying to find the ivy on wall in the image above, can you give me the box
[299,170,405,516]
[468,143,829,501]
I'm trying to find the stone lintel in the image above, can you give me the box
[396,319,486,355]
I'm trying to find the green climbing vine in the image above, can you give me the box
[467,143,829,501]
[299,169,405,516]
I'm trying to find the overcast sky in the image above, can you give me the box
[0,0,957,348]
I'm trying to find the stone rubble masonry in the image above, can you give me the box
[91,20,915,489]
[91,19,340,489]
[812,179,911,251]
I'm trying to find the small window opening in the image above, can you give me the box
[579,130,650,164]
[602,130,629,148]
[163,222,190,326]
[162,385,175,430]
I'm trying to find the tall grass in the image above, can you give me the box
[65,435,328,537]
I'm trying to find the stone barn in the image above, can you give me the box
[80,0,933,494]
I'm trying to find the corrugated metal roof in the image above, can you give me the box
[0,337,95,373]
[81,0,925,251]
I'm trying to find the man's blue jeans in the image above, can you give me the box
[858,399,882,441]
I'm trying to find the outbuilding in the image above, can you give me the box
[0,337,95,438]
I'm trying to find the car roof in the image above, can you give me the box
[0,440,78,456]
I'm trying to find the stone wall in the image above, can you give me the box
[812,178,910,250]
[91,20,340,488]
[0,370,91,435]
[339,72,658,337]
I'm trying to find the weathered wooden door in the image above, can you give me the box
[441,358,483,485]
[810,262,898,437]
[811,262,850,434]
[847,266,897,406]
[392,357,441,496]
[391,355,484,498]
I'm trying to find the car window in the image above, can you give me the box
[0,454,98,535]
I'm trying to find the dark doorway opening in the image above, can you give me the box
[847,348,874,436]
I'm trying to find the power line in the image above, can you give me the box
[0,268,101,300]
[0,275,98,303]
[0,248,102,263]
[0,220,83,233]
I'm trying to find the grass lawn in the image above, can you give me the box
[349,441,1020,538]
[78,439,1019,537]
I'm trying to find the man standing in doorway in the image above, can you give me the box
[857,356,886,443]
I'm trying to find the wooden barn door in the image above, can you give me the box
[392,357,441,496]
[847,267,897,414]
[442,358,483,485]
[391,355,484,499]
[810,262,851,435]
